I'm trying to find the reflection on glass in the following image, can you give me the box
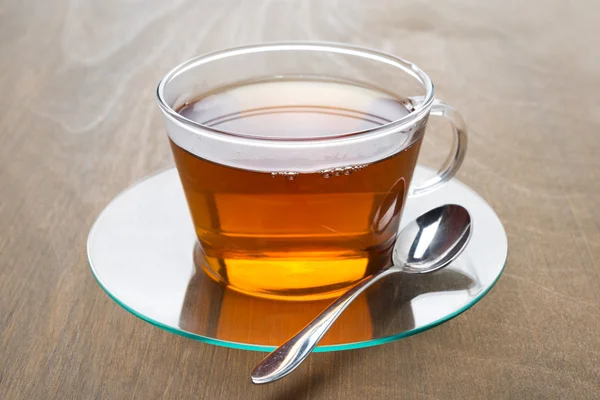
[178,245,476,347]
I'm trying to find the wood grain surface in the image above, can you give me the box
[1,0,600,398]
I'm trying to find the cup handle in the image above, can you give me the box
[408,99,468,196]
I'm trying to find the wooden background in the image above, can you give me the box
[1,0,600,398]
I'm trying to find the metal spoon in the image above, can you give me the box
[251,204,472,384]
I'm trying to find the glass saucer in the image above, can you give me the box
[87,166,507,352]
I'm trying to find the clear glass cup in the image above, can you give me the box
[157,42,467,300]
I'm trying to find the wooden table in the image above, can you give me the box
[2,1,599,398]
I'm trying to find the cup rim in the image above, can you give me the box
[156,41,435,143]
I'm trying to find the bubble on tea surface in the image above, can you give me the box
[270,171,298,180]
[319,164,369,178]
[321,169,333,178]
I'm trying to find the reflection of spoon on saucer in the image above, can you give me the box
[252,204,472,384]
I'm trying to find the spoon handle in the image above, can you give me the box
[251,265,401,384]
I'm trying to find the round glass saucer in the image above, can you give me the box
[87,166,507,352]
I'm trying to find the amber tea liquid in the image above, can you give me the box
[171,79,424,300]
